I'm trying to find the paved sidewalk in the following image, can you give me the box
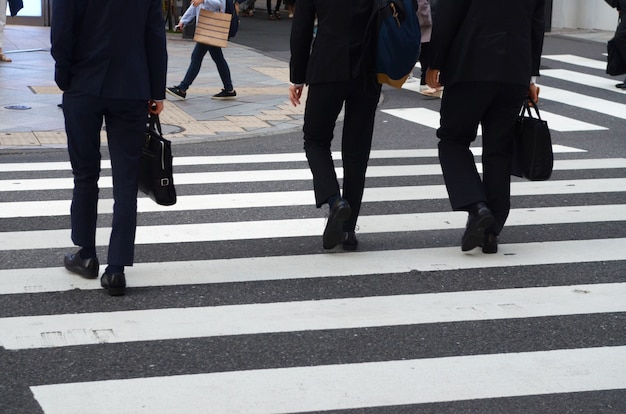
[0,24,304,149]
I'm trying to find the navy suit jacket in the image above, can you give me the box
[51,0,167,101]
[430,0,545,87]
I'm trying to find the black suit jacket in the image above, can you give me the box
[51,0,167,101]
[289,0,377,85]
[430,0,545,87]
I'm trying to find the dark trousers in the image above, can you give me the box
[418,42,431,85]
[617,17,626,82]
[303,77,381,232]
[267,0,282,12]
[63,92,146,266]
[180,42,233,92]
[437,82,527,235]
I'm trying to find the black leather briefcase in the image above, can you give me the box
[511,98,553,181]
[139,114,177,206]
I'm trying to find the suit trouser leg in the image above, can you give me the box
[480,85,527,234]
[303,78,380,231]
[302,82,346,208]
[63,93,104,253]
[437,82,526,234]
[617,23,626,83]
[437,83,488,211]
[340,82,381,231]
[104,99,146,266]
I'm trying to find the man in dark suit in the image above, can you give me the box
[607,0,626,88]
[51,0,167,295]
[426,0,545,254]
[289,0,380,251]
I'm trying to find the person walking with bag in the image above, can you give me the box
[51,0,167,295]
[167,0,237,100]
[289,0,380,251]
[416,0,438,96]
[426,0,545,254]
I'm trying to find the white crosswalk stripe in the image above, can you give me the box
[382,107,608,132]
[396,53,626,133]
[2,237,626,295]
[1,53,625,413]
[30,346,626,414]
[2,282,626,350]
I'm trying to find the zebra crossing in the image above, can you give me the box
[1,53,626,413]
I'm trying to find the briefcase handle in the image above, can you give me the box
[520,97,543,121]
[148,113,163,136]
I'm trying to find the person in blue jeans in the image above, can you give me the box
[167,0,237,100]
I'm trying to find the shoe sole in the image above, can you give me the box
[63,260,99,279]
[461,214,495,252]
[211,96,236,100]
[106,287,126,296]
[101,281,126,296]
[323,205,352,249]
[65,266,98,279]
[166,89,186,99]
[482,243,498,254]
[342,242,358,251]
[101,273,126,296]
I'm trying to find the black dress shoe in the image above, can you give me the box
[63,252,99,278]
[342,231,358,251]
[482,233,498,254]
[461,202,494,252]
[101,272,126,296]
[323,198,351,249]
[616,83,626,89]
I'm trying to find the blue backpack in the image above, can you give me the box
[376,0,421,88]
[226,0,239,38]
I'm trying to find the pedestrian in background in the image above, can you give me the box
[284,0,295,18]
[416,0,437,95]
[51,0,167,295]
[426,0,545,254]
[289,0,380,251]
[267,0,283,19]
[167,0,237,100]
[1,0,24,62]
[240,0,256,16]
[0,0,10,62]
[606,0,626,89]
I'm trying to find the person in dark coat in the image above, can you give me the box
[51,0,168,295]
[289,0,380,251]
[426,0,545,254]
[607,0,626,88]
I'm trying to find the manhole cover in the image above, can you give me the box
[5,105,32,110]
[161,124,184,134]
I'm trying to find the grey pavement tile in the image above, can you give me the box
[1,25,302,147]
